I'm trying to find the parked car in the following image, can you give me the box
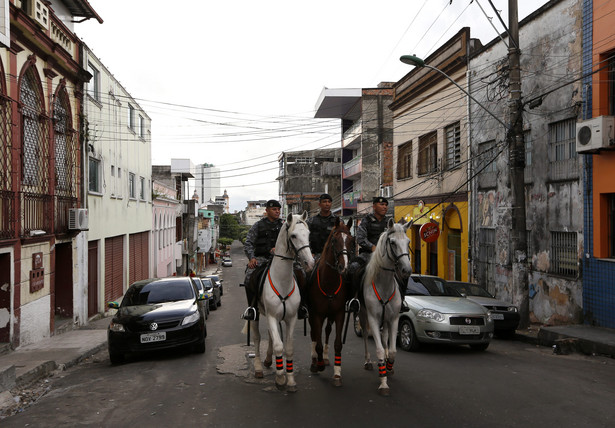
[397,274,494,352]
[107,277,207,364]
[207,274,223,296]
[192,277,211,319]
[200,276,221,310]
[447,281,520,337]
[222,257,232,267]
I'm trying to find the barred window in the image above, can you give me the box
[397,141,412,180]
[549,118,577,181]
[550,231,578,277]
[54,89,74,195]
[418,131,437,175]
[445,122,461,169]
[20,67,45,189]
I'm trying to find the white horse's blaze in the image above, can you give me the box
[361,221,412,395]
[250,212,314,392]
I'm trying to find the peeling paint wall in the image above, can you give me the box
[469,0,584,324]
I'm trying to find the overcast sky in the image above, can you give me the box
[76,0,549,212]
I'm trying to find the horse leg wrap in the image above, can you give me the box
[286,359,294,373]
[276,356,284,371]
[386,359,394,371]
[334,355,342,367]
[378,362,387,377]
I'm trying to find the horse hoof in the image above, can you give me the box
[264,359,272,368]
[332,376,342,387]
[310,363,319,373]
[255,371,264,379]
[318,364,326,372]
[286,384,298,393]
[276,382,285,390]
[378,387,390,397]
[364,362,373,371]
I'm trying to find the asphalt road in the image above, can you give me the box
[3,241,615,427]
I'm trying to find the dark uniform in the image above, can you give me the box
[307,213,338,256]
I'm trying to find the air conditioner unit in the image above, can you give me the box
[68,208,88,230]
[576,116,615,153]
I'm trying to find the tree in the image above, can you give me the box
[219,213,241,240]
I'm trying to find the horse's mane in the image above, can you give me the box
[364,223,404,285]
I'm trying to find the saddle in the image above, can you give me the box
[248,261,306,306]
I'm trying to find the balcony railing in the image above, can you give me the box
[0,190,14,239]
[342,120,362,148]
[21,192,52,236]
[342,157,362,179]
[55,196,77,234]
[342,191,361,209]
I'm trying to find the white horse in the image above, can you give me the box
[358,219,411,396]
[249,212,314,392]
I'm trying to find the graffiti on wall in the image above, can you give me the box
[477,191,496,227]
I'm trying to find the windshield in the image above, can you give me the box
[452,283,493,298]
[201,278,213,289]
[406,277,462,297]
[122,280,195,306]
[193,278,204,292]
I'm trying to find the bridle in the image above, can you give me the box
[274,220,310,261]
[323,229,354,272]
[381,229,410,273]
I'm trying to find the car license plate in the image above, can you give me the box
[459,326,480,335]
[491,313,504,320]
[140,332,166,343]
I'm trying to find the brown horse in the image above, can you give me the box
[307,217,354,386]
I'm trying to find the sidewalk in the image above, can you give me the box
[0,264,222,397]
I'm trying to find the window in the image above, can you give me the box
[138,115,144,138]
[479,140,497,173]
[129,172,136,199]
[128,104,135,131]
[444,122,461,169]
[418,131,437,175]
[20,67,46,189]
[87,62,100,102]
[549,118,577,180]
[550,231,578,277]
[139,176,145,200]
[89,157,101,193]
[117,167,122,198]
[397,141,412,180]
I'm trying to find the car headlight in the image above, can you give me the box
[109,321,125,332]
[508,306,519,312]
[182,311,200,325]
[487,311,493,323]
[417,308,445,322]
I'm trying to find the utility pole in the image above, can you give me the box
[507,0,529,328]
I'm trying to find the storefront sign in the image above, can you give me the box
[419,222,440,243]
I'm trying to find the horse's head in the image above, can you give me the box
[328,217,355,275]
[382,219,412,278]
[286,211,315,272]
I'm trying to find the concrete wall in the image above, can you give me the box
[469,0,584,324]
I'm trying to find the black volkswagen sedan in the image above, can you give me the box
[107,277,207,364]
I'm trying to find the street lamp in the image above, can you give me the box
[399,55,509,130]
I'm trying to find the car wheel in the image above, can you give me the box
[216,297,221,307]
[109,350,124,365]
[194,338,206,354]
[470,342,489,351]
[353,314,363,338]
[398,318,420,352]
[220,287,223,296]
[211,299,218,310]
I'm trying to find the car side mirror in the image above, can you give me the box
[108,301,120,309]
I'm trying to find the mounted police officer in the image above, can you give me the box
[241,199,308,321]
[346,196,410,313]
[307,193,338,259]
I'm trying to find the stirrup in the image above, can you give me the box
[345,298,360,313]
[241,307,257,321]
[400,300,410,313]
[298,305,309,320]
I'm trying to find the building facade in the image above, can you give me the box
[152,180,180,278]
[277,149,341,216]
[468,0,584,324]
[194,163,220,205]
[391,28,478,282]
[0,0,101,347]
[83,44,152,313]
[582,0,615,328]
[314,84,394,219]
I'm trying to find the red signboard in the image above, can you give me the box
[419,222,440,243]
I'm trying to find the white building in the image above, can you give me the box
[83,44,152,313]
[244,200,268,226]
[194,164,220,204]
